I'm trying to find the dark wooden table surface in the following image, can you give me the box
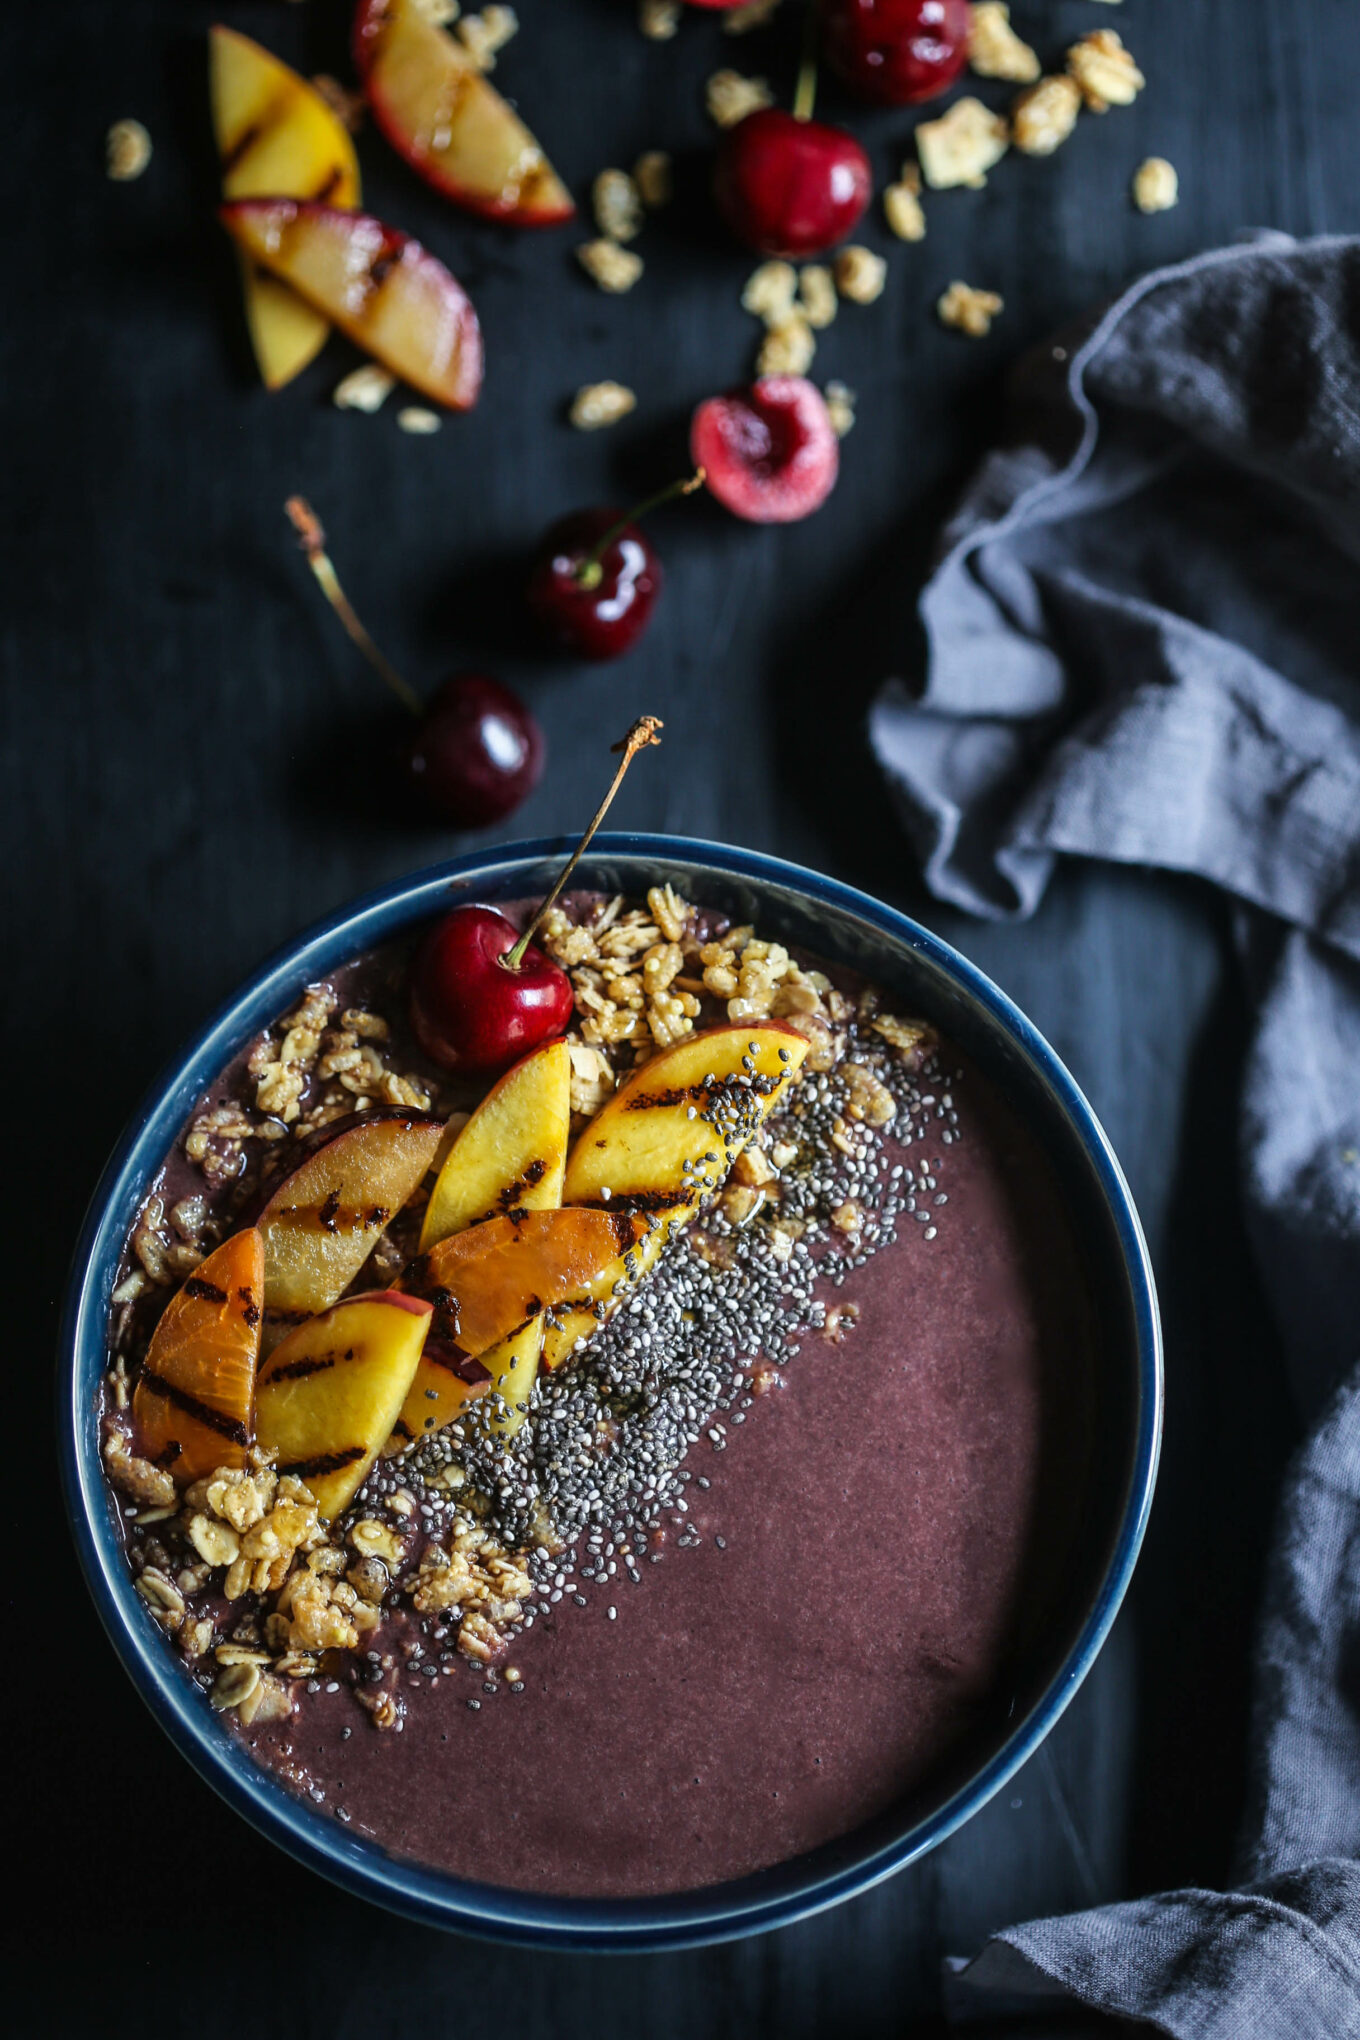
[10,1,1350,2030]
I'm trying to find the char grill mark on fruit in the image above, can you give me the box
[220,120,264,176]
[260,1349,347,1384]
[135,1370,251,1446]
[182,1276,228,1304]
[238,1289,262,1328]
[276,1445,367,1481]
[311,166,344,205]
[421,1341,493,1384]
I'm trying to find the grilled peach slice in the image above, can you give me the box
[542,1025,809,1369]
[400,1041,569,1441]
[562,1023,808,1210]
[410,1208,649,1355]
[258,1107,445,1322]
[209,25,362,390]
[132,1228,264,1482]
[219,201,484,410]
[256,1290,433,1518]
[354,0,573,226]
[419,1041,570,1251]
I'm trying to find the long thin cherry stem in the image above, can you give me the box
[573,470,707,592]
[502,717,665,972]
[285,496,424,719]
[793,0,819,121]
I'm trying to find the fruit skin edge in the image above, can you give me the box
[60,835,1161,1948]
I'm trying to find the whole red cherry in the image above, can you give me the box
[691,377,839,524]
[820,0,971,105]
[526,509,661,661]
[405,674,543,826]
[410,905,573,1076]
[715,107,871,258]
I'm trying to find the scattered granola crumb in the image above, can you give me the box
[633,150,673,208]
[884,163,926,241]
[638,0,680,39]
[577,238,644,293]
[1133,156,1179,213]
[311,74,366,132]
[593,168,644,243]
[1066,28,1145,112]
[968,3,1040,84]
[742,259,798,324]
[333,364,398,413]
[397,406,443,434]
[723,0,782,31]
[833,245,887,305]
[757,314,816,377]
[106,119,151,181]
[569,380,638,430]
[937,280,1004,337]
[916,96,1009,189]
[1010,74,1083,156]
[798,264,838,330]
[456,5,518,70]
[706,70,774,129]
[824,381,856,437]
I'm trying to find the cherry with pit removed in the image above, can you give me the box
[715,107,871,259]
[820,0,971,106]
[527,510,661,661]
[403,673,543,827]
[691,377,839,524]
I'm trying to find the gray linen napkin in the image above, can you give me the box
[869,235,1360,2036]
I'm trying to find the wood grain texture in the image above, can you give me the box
[6,0,1348,2029]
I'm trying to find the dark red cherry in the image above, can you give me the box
[691,377,839,524]
[404,674,543,827]
[526,509,661,661]
[820,0,971,106]
[410,904,574,1076]
[714,108,871,259]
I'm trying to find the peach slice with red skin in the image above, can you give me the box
[132,1228,264,1483]
[541,1022,808,1368]
[257,1107,445,1324]
[354,0,574,227]
[219,201,484,411]
[209,26,362,390]
[256,1289,434,1518]
[398,1041,570,1443]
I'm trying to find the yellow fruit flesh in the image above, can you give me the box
[210,25,360,389]
[256,1294,432,1518]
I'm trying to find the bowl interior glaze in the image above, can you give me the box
[61,836,1160,1951]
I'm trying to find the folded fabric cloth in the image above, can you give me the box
[870,235,1360,2036]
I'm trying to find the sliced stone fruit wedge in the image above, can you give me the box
[258,1107,445,1323]
[256,1290,433,1518]
[132,1228,264,1483]
[354,0,573,226]
[219,200,484,410]
[409,1207,650,1359]
[209,25,362,390]
[399,1041,570,1442]
[542,1023,809,1370]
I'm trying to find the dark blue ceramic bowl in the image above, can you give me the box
[61,836,1160,1951]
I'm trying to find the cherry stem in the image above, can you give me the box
[285,496,424,720]
[793,0,819,121]
[572,469,707,593]
[502,716,665,972]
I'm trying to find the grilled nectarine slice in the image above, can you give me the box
[410,1208,649,1355]
[256,1290,433,1518]
[132,1228,264,1483]
[354,0,573,226]
[541,1025,809,1369]
[401,1041,570,1441]
[219,201,484,410]
[258,1107,445,1322]
[210,26,362,390]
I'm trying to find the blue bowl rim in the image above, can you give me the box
[60,832,1162,1953]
